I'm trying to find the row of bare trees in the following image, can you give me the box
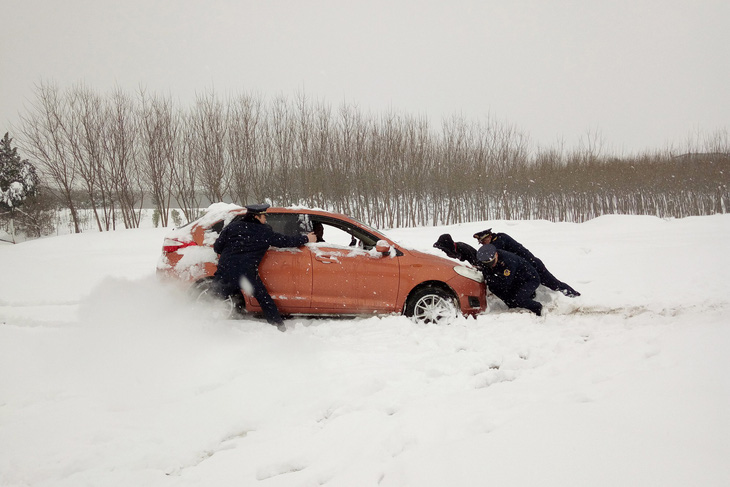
[14,82,730,232]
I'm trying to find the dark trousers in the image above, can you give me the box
[503,277,542,316]
[240,266,284,325]
[530,258,577,295]
[214,266,284,325]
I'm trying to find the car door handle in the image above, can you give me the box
[315,255,337,264]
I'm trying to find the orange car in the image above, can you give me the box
[157,203,487,322]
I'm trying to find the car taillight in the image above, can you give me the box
[162,238,196,253]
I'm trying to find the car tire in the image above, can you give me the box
[405,285,458,324]
[191,278,243,319]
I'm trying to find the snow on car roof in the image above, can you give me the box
[163,203,244,241]
[197,202,245,227]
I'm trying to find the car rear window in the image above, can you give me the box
[209,220,225,234]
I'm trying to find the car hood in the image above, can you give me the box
[399,246,475,270]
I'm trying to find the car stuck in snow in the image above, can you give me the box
[157,203,487,322]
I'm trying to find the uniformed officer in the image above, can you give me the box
[477,244,543,316]
[212,203,316,331]
[474,228,580,297]
[433,233,479,266]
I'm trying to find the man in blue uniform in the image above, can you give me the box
[477,244,543,316]
[474,228,580,297]
[212,204,316,331]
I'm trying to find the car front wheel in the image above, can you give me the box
[405,286,458,324]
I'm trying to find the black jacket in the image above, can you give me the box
[214,218,308,281]
[481,249,539,299]
[433,233,479,266]
[489,233,537,262]
[488,231,576,293]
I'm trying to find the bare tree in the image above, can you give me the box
[12,84,730,235]
[172,116,201,222]
[103,88,144,228]
[17,81,82,233]
[137,90,180,227]
[268,94,295,205]
[65,84,113,231]
[189,91,229,204]
[228,92,265,206]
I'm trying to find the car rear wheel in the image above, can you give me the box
[405,286,458,324]
[191,278,242,319]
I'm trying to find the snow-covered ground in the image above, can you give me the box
[1,213,729,487]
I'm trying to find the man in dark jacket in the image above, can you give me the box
[477,244,543,316]
[474,228,580,297]
[212,204,316,331]
[433,233,479,266]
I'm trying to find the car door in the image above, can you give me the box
[245,213,313,313]
[256,248,312,313]
[307,218,400,313]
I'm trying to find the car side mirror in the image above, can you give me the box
[375,240,392,254]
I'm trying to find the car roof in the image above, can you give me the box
[164,204,471,269]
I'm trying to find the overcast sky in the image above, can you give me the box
[2,0,728,154]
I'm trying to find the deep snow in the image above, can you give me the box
[1,213,729,486]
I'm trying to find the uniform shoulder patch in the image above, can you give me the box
[503,269,511,276]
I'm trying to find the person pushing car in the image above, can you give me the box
[474,228,580,298]
[212,203,316,331]
[477,244,544,316]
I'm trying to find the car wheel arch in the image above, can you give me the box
[191,277,246,317]
[403,281,459,317]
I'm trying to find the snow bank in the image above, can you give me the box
[1,214,729,486]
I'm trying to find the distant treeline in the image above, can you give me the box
[14,82,730,233]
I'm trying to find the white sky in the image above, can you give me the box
[2,0,728,154]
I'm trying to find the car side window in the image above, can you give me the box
[313,221,354,246]
[266,214,300,236]
[305,216,380,250]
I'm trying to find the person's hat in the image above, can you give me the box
[473,228,493,242]
[433,233,457,258]
[477,244,497,264]
[245,203,270,214]
[433,233,455,251]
